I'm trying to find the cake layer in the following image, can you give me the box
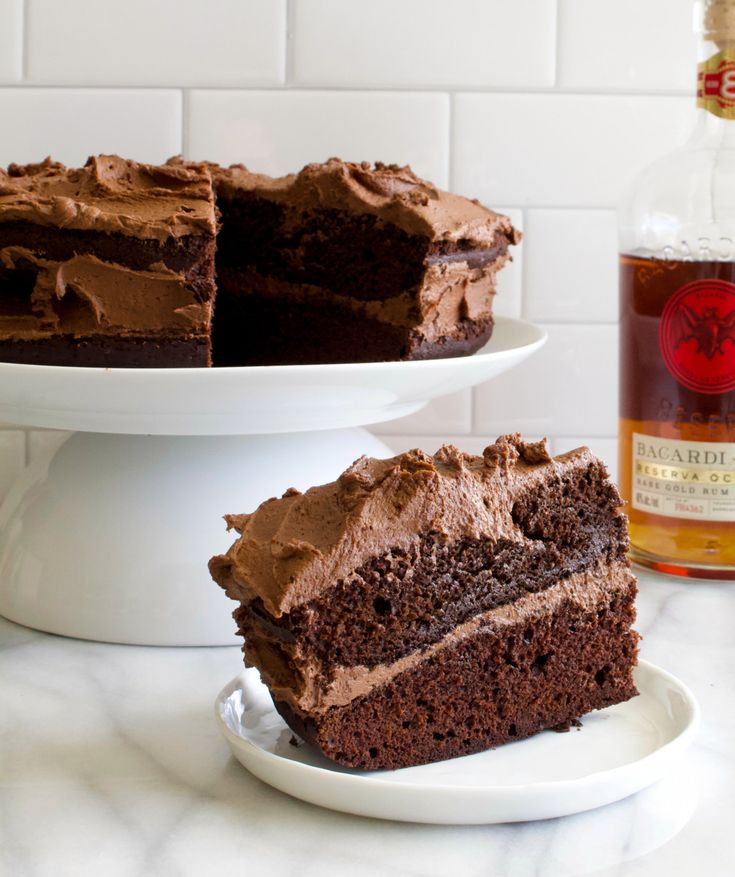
[235,453,626,674]
[213,159,518,247]
[213,272,494,365]
[211,438,616,619]
[0,335,209,367]
[215,197,512,304]
[272,559,638,769]
[243,556,635,715]
[0,221,216,298]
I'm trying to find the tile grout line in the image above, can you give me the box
[0,82,695,98]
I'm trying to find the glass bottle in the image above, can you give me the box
[619,0,735,579]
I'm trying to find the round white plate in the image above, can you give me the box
[0,316,545,435]
[215,660,699,825]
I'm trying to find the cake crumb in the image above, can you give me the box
[289,735,300,747]
[551,718,583,733]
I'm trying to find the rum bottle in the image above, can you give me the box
[619,0,735,578]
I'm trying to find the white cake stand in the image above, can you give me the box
[0,316,545,646]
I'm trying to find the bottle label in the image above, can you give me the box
[659,278,735,394]
[697,50,735,118]
[632,433,735,521]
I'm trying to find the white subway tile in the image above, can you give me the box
[558,0,695,92]
[474,324,618,437]
[370,434,496,458]
[0,0,22,82]
[453,94,694,207]
[292,0,555,89]
[523,209,617,323]
[371,391,471,437]
[0,430,25,502]
[551,436,619,485]
[0,89,182,167]
[187,91,449,185]
[27,0,285,86]
[493,207,523,319]
[374,433,547,458]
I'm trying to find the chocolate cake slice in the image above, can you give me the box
[0,156,217,367]
[205,158,520,365]
[210,435,639,771]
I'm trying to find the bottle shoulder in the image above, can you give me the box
[620,143,735,256]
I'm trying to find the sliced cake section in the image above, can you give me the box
[208,158,520,365]
[0,155,218,367]
[210,435,639,770]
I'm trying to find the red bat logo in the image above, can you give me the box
[671,303,735,359]
[659,279,735,394]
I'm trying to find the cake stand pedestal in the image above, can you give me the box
[0,316,545,646]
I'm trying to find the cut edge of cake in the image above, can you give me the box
[0,155,218,367]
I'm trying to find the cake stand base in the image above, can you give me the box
[0,429,392,646]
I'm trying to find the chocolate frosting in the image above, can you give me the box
[0,245,210,338]
[0,155,217,241]
[210,158,520,247]
[210,435,613,618]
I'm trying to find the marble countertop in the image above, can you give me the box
[0,568,732,877]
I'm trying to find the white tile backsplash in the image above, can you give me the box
[0,4,701,489]
[292,0,556,90]
[27,0,286,86]
[372,391,471,437]
[558,0,696,92]
[474,324,618,437]
[373,434,500,459]
[187,90,449,185]
[0,0,22,82]
[523,209,618,323]
[493,208,524,319]
[0,89,182,167]
[452,93,694,207]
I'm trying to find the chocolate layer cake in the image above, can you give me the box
[210,435,639,771]
[0,156,217,367]
[206,158,520,365]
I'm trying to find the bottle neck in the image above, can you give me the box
[690,107,735,146]
[692,32,735,145]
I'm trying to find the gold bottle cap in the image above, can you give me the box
[699,0,735,48]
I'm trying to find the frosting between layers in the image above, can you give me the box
[211,158,521,247]
[0,246,211,338]
[217,251,505,337]
[249,557,636,715]
[0,155,217,241]
[210,436,612,617]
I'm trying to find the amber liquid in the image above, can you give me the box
[619,254,735,578]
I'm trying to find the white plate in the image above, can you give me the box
[215,660,699,825]
[0,316,545,435]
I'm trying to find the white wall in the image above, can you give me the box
[0,0,700,495]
